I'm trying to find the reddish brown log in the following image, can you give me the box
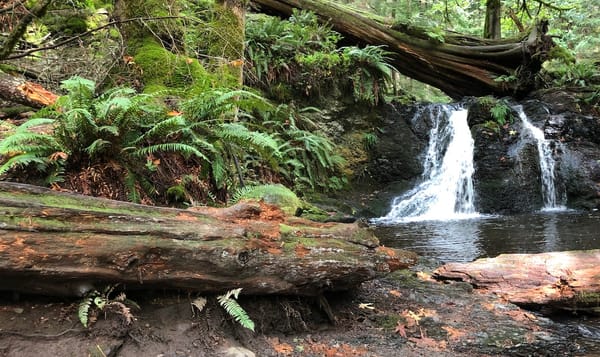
[433,251,600,312]
[0,181,416,297]
[0,71,58,108]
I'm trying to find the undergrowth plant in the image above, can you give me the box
[1,76,345,204]
[78,285,139,328]
[245,10,396,104]
[191,288,255,332]
[217,288,255,331]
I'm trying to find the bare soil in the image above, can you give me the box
[0,260,593,357]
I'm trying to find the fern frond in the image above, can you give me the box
[78,297,93,328]
[229,185,256,204]
[124,170,141,203]
[0,154,49,175]
[217,288,255,332]
[15,118,55,131]
[211,155,227,189]
[85,139,112,157]
[133,143,210,161]
[218,123,280,156]
[132,115,186,144]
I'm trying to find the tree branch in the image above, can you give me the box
[4,15,187,60]
[0,0,53,60]
[0,0,25,15]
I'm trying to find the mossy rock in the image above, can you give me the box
[237,184,302,216]
[133,39,213,95]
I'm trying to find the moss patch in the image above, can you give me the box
[238,184,302,215]
[133,38,213,95]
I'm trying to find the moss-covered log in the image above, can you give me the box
[433,251,600,313]
[252,0,554,99]
[0,181,416,297]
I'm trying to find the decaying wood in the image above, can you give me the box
[433,251,600,312]
[252,0,553,98]
[0,181,416,297]
[0,71,58,108]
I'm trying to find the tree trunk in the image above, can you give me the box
[0,181,416,297]
[433,251,600,313]
[484,0,502,39]
[0,70,58,108]
[252,0,553,99]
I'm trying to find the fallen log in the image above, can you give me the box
[252,0,553,98]
[0,181,416,297]
[0,70,58,108]
[433,250,600,313]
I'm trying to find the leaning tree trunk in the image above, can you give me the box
[0,181,416,297]
[252,0,554,99]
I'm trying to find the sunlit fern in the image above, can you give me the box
[217,288,255,332]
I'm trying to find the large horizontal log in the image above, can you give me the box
[0,181,416,297]
[433,251,600,312]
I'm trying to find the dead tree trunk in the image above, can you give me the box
[252,0,554,99]
[433,251,600,313]
[0,181,416,297]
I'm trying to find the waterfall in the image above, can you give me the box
[375,105,478,223]
[515,106,566,211]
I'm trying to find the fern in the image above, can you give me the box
[78,296,94,328]
[77,286,137,328]
[133,143,209,161]
[218,123,281,158]
[217,288,255,332]
[228,185,256,204]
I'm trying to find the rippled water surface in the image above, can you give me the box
[373,210,600,263]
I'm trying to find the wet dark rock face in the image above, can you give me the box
[528,92,600,210]
[318,90,600,216]
[352,92,600,215]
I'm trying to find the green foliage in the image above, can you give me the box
[245,11,395,104]
[0,118,65,184]
[342,45,395,105]
[478,96,513,126]
[363,132,379,151]
[181,89,345,194]
[217,288,255,332]
[133,38,212,95]
[78,285,138,328]
[490,100,511,126]
[541,58,600,88]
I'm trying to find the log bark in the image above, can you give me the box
[252,0,553,99]
[0,71,58,108]
[0,181,416,297]
[433,251,600,312]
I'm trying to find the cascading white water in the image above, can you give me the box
[515,106,566,211]
[375,106,478,223]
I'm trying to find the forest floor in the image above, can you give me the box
[0,259,596,357]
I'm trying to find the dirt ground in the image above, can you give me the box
[0,260,595,357]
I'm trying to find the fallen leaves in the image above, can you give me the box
[388,289,402,297]
[442,325,466,340]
